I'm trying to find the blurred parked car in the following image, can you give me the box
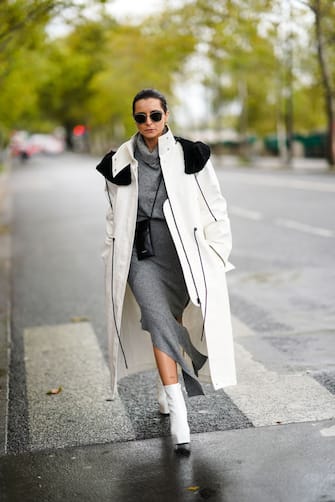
[10,131,65,160]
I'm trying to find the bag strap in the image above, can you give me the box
[149,173,163,219]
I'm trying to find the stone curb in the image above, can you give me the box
[0,156,12,455]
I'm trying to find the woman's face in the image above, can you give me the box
[133,98,169,146]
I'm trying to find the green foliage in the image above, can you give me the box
[38,19,111,129]
[0,0,334,151]
[0,1,55,47]
[0,1,111,139]
[87,20,196,140]
[0,25,50,133]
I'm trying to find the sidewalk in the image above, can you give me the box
[0,162,11,456]
[214,154,330,172]
[1,419,334,501]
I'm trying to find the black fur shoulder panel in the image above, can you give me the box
[96,150,131,185]
[96,137,211,184]
[175,137,211,174]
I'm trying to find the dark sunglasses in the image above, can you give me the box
[133,111,163,124]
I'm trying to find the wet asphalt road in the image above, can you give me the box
[6,151,335,454]
[1,151,335,502]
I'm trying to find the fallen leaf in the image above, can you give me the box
[46,386,63,395]
[187,486,200,492]
[71,316,90,323]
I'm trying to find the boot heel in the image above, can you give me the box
[175,443,191,456]
[164,383,190,453]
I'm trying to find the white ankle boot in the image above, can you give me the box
[157,377,170,415]
[164,383,190,455]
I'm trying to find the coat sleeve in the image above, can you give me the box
[101,180,115,262]
[195,159,232,267]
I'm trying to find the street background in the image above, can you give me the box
[0,151,334,501]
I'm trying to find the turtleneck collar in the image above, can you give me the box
[134,133,160,169]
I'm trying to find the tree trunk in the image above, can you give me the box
[314,0,335,167]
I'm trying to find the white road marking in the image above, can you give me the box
[24,322,135,450]
[232,315,255,337]
[23,321,335,445]
[232,174,335,193]
[275,218,334,238]
[320,425,335,437]
[225,342,335,427]
[230,205,334,238]
[230,205,263,221]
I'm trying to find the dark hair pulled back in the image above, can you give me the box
[132,88,168,114]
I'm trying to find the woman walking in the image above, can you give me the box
[97,88,236,455]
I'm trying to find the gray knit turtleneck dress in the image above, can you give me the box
[127,133,207,397]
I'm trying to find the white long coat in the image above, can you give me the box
[98,128,236,398]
